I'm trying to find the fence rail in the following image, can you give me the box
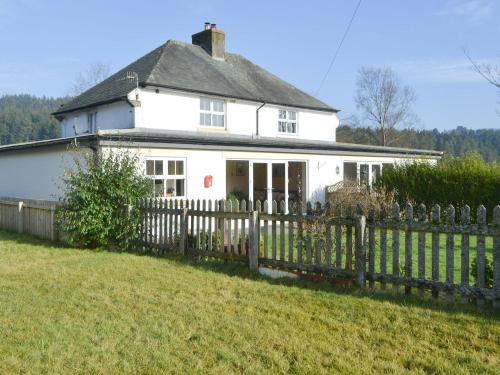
[137,198,500,308]
[0,197,60,240]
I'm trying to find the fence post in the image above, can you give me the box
[249,210,259,270]
[179,207,188,255]
[493,206,500,309]
[17,201,24,234]
[355,207,366,287]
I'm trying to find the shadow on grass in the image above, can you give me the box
[178,255,500,321]
[1,230,498,321]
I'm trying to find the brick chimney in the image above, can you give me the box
[192,22,225,60]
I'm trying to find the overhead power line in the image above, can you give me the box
[315,0,363,96]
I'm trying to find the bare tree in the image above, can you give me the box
[464,49,500,88]
[69,62,111,96]
[354,67,417,146]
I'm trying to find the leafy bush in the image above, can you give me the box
[376,153,500,217]
[57,145,152,249]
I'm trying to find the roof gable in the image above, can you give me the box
[54,40,337,115]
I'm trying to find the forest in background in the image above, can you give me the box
[0,94,499,161]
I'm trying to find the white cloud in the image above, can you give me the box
[393,57,500,83]
[436,0,494,23]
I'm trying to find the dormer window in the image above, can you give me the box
[278,109,297,134]
[200,98,225,128]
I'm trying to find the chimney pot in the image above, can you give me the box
[204,22,210,30]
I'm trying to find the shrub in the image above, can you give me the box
[376,153,500,218]
[57,144,152,249]
[327,181,395,216]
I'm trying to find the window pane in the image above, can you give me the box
[168,161,175,175]
[212,100,224,112]
[155,160,163,175]
[212,114,224,127]
[176,179,185,196]
[279,110,286,119]
[146,160,154,175]
[200,99,210,111]
[176,160,184,175]
[166,179,175,196]
[154,179,164,197]
[288,111,296,120]
[201,113,211,126]
[287,122,296,133]
[278,121,286,132]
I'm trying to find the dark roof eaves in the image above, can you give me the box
[52,96,129,116]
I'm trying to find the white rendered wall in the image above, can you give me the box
[113,145,415,204]
[0,147,86,200]
[132,87,339,141]
[60,101,134,137]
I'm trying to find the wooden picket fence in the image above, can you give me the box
[137,198,500,308]
[0,197,60,240]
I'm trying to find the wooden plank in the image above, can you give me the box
[335,204,342,270]
[460,205,470,304]
[431,204,441,298]
[405,203,413,295]
[476,205,486,306]
[297,203,303,271]
[220,200,226,253]
[208,200,213,253]
[263,201,269,259]
[368,208,375,289]
[196,199,201,252]
[280,200,286,263]
[201,200,207,252]
[346,223,353,271]
[392,203,401,293]
[493,206,500,309]
[326,223,332,272]
[446,204,455,302]
[241,200,247,256]
[233,199,239,254]
[380,206,388,290]
[417,204,427,297]
[227,200,233,254]
[168,199,173,247]
[272,201,277,262]
[213,200,219,253]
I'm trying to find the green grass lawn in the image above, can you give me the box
[1,230,499,374]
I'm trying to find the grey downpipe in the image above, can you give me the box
[256,102,266,136]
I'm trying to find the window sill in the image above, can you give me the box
[197,126,228,133]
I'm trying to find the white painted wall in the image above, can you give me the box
[110,145,413,204]
[0,147,86,200]
[60,101,134,137]
[132,87,339,142]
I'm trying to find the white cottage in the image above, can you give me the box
[0,23,441,207]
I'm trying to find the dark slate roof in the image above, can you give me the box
[53,40,337,115]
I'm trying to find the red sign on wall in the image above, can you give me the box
[204,175,213,188]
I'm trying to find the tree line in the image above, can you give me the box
[337,124,500,162]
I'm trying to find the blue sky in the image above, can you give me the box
[0,0,499,130]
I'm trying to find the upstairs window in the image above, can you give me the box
[200,98,225,128]
[146,158,186,198]
[87,112,97,133]
[278,109,297,134]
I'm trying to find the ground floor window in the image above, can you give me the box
[145,158,186,198]
[343,161,393,186]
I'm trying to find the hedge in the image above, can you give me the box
[376,153,500,218]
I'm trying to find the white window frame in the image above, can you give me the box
[199,97,226,128]
[145,157,187,198]
[277,109,298,135]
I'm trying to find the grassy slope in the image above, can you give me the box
[0,231,499,374]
